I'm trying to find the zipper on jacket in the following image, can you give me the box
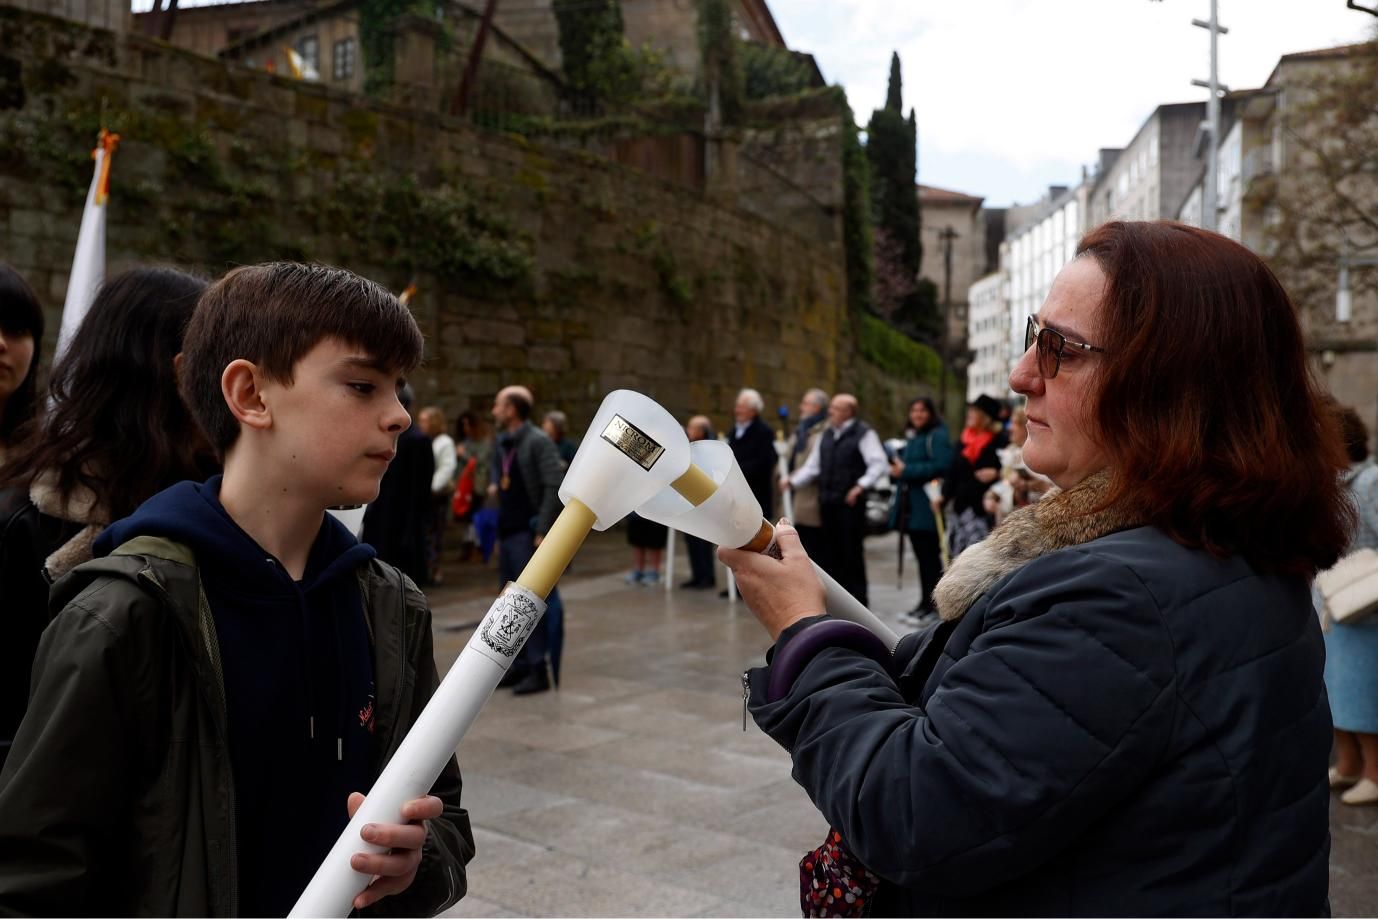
[742,670,750,731]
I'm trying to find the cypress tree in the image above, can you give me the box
[885,51,902,113]
[867,53,920,279]
[866,52,936,336]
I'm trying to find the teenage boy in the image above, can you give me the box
[0,263,475,916]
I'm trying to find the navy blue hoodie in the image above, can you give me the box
[95,477,379,918]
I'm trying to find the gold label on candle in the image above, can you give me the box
[600,414,665,471]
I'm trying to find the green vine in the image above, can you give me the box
[0,91,530,288]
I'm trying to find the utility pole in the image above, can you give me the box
[1190,1,1227,233]
[937,225,958,417]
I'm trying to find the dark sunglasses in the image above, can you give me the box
[1025,315,1105,379]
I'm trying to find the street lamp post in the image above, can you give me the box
[937,225,958,420]
[1190,0,1228,233]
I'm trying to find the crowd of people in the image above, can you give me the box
[1,217,1376,917]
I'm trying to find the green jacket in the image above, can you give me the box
[493,422,565,536]
[888,425,954,533]
[0,536,475,917]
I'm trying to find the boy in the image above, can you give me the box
[0,263,475,916]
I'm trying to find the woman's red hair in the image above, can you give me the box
[1079,220,1352,577]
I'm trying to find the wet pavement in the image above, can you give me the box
[424,532,1378,917]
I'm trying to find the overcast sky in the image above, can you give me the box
[769,0,1376,207]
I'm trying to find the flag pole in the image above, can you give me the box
[55,128,119,364]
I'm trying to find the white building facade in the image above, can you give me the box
[966,272,1008,401]
[965,183,1088,401]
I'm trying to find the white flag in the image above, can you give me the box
[56,130,119,363]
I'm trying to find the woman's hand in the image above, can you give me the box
[718,519,826,641]
[346,792,443,910]
[975,467,999,484]
[889,458,904,478]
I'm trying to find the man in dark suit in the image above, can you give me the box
[727,387,777,527]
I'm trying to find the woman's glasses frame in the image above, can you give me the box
[1025,315,1105,379]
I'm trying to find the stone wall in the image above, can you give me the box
[9,0,126,32]
[494,0,785,82]
[0,7,942,441]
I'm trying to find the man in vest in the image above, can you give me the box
[788,393,889,606]
[780,388,829,560]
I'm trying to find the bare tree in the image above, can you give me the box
[1267,37,1378,310]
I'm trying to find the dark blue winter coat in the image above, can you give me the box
[749,525,1330,916]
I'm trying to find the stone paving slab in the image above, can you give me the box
[430,534,1378,917]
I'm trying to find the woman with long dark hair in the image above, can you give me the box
[725,221,1347,915]
[0,265,43,465]
[0,267,214,768]
[888,396,952,626]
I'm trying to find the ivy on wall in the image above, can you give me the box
[0,89,531,288]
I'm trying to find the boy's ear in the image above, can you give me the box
[222,359,272,433]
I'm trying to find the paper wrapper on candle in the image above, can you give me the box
[290,584,547,917]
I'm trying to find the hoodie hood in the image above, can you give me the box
[94,476,374,596]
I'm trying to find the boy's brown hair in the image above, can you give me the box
[180,262,424,455]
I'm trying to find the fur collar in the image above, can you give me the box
[934,471,1142,622]
[30,470,108,581]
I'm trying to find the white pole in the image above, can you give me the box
[776,443,795,521]
[664,526,676,592]
[1191,1,1226,233]
[1205,0,1220,233]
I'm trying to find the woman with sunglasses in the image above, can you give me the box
[723,220,1346,915]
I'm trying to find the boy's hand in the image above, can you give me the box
[346,791,444,909]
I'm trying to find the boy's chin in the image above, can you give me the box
[324,480,382,508]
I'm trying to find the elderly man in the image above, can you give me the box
[781,388,829,560]
[727,388,777,522]
[789,393,889,606]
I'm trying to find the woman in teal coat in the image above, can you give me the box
[889,397,953,625]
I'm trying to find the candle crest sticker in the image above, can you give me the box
[601,414,665,471]
[478,586,546,660]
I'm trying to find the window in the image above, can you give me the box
[333,37,356,80]
[297,34,319,74]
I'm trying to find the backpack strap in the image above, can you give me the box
[109,535,196,567]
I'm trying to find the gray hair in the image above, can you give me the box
[736,388,764,414]
[803,388,829,412]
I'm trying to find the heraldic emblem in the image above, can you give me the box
[479,587,543,659]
